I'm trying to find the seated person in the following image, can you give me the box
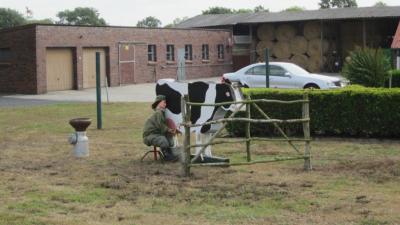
[142,95,178,161]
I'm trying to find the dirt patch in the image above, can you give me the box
[319,158,400,183]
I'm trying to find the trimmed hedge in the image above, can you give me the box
[227,86,400,138]
[388,69,400,88]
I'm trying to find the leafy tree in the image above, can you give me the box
[202,6,234,14]
[0,8,26,28]
[136,16,161,28]
[284,6,306,12]
[254,5,269,13]
[341,47,391,87]
[26,18,54,24]
[319,0,358,8]
[56,7,107,26]
[235,8,253,13]
[374,1,387,6]
[164,16,188,28]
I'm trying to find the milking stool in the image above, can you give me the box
[141,146,165,162]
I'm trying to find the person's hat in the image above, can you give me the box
[152,95,166,109]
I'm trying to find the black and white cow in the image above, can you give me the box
[156,79,243,156]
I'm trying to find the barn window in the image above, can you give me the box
[0,48,12,64]
[184,44,192,61]
[148,45,157,62]
[166,44,175,61]
[217,44,224,59]
[202,44,209,60]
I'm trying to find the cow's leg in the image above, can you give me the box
[195,132,202,156]
[203,133,213,157]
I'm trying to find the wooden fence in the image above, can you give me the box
[180,93,312,177]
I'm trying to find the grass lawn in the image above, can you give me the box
[0,103,399,225]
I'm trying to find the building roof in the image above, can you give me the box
[392,22,400,48]
[176,6,400,28]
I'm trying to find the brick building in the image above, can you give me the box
[0,24,233,94]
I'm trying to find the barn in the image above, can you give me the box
[0,24,233,94]
[177,6,400,72]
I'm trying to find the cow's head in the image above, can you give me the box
[215,83,244,112]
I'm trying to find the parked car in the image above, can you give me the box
[221,62,345,89]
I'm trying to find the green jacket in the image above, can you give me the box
[142,109,169,145]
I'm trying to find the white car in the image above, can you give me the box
[222,62,345,89]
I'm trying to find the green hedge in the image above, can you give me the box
[227,86,400,138]
[387,69,400,88]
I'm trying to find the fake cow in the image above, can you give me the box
[156,79,243,157]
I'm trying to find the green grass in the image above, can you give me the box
[0,102,400,225]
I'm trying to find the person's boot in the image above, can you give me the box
[161,148,178,162]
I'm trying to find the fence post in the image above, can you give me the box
[245,98,251,162]
[181,95,191,176]
[302,92,312,171]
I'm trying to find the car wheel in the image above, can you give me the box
[304,83,320,89]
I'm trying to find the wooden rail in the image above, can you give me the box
[180,93,312,177]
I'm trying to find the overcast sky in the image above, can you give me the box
[1,0,399,26]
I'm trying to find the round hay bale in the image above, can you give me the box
[307,56,327,73]
[290,36,308,55]
[304,21,321,40]
[307,39,329,58]
[273,41,291,59]
[257,24,275,41]
[256,41,275,57]
[276,24,296,41]
[290,54,308,69]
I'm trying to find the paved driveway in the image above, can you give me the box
[0,77,220,107]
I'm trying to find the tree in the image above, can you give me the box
[26,18,54,24]
[254,5,269,13]
[136,16,161,28]
[374,1,387,6]
[319,0,358,8]
[284,6,306,12]
[164,17,188,28]
[0,8,26,29]
[202,6,234,14]
[235,8,253,13]
[56,7,107,26]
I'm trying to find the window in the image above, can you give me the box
[148,45,157,62]
[0,48,12,63]
[269,65,287,76]
[245,65,287,76]
[166,44,175,61]
[202,44,209,60]
[184,45,192,61]
[217,44,224,60]
[246,65,265,75]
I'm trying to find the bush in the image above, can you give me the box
[227,87,400,138]
[387,69,400,88]
[341,47,391,87]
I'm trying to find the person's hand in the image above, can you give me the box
[168,128,176,134]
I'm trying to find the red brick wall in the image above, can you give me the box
[34,25,233,94]
[0,26,37,94]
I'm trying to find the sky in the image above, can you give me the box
[1,0,399,26]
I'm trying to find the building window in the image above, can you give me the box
[148,45,157,62]
[202,44,209,60]
[0,48,12,63]
[166,44,175,61]
[184,44,192,61]
[217,44,224,60]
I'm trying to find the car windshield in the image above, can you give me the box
[283,63,310,76]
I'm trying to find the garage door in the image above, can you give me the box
[83,48,107,89]
[46,48,74,91]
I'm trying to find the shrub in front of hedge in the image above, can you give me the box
[227,86,400,138]
[387,69,400,88]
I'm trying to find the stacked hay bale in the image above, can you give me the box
[255,22,335,73]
